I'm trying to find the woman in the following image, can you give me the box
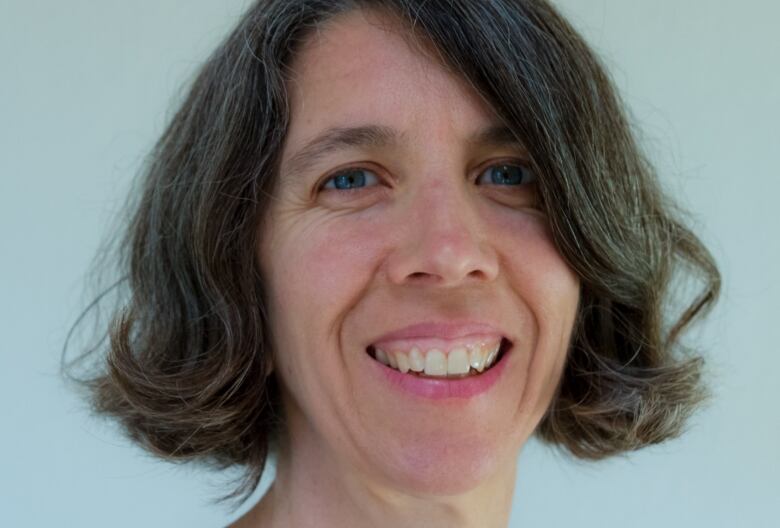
[66,1,720,526]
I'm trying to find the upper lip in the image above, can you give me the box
[368,320,508,345]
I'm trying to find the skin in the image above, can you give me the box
[236,9,580,528]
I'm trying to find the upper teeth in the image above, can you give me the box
[373,340,502,377]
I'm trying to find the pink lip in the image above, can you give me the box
[366,340,511,400]
[369,321,505,345]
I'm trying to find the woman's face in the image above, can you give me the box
[257,10,580,495]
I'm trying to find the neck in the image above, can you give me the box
[235,422,518,528]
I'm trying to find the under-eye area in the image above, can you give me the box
[367,337,513,379]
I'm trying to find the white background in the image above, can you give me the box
[1,1,777,526]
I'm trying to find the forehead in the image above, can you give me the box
[282,9,502,157]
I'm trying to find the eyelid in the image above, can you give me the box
[475,157,532,171]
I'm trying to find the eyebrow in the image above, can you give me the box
[282,123,527,177]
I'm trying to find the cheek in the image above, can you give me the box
[257,213,385,408]
[262,212,386,332]
[492,208,579,302]
[491,208,580,380]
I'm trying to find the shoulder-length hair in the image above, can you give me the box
[64,0,720,506]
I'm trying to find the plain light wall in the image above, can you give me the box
[1,1,777,526]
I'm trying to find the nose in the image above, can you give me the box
[385,179,500,287]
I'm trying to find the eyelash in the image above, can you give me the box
[318,161,536,193]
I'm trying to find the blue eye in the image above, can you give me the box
[477,163,535,186]
[320,163,534,193]
[321,168,380,191]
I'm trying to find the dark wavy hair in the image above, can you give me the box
[63,0,720,507]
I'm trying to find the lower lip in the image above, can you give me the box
[365,345,511,401]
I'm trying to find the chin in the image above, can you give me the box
[375,436,512,497]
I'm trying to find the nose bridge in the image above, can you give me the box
[416,178,475,244]
[387,174,499,286]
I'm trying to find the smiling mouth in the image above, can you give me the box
[366,337,512,379]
